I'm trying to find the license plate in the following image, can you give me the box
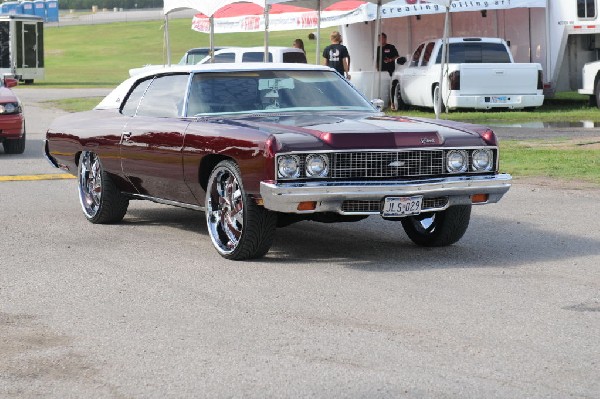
[490,96,508,103]
[382,196,423,218]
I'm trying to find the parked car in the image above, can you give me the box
[578,60,600,108]
[0,76,25,154]
[177,47,227,65]
[197,46,307,64]
[45,63,511,260]
[390,37,544,113]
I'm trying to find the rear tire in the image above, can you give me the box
[3,131,25,154]
[595,79,600,110]
[401,205,471,247]
[78,151,129,224]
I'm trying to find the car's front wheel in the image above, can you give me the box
[78,151,129,224]
[3,131,25,154]
[391,81,408,111]
[205,160,276,260]
[401,205,471,247]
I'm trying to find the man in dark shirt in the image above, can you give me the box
[377,32,399,76]
[322,31,351,80]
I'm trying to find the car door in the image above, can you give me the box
[120,73,197,204]
[400,43,425,106]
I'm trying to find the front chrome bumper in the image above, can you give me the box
[260,174,512,214]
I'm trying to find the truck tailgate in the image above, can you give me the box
[457,63,540,95]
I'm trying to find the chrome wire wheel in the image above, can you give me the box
[205,160,277,260]
[206,165,245,256]
[78,151,102,219]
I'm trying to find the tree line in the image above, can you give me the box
[58,0,163,10]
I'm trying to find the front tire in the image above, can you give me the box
[3,131,25,154]
[433,85,447,115]
[391,81,408,111]
[205,160,276,260]
[78,151,129,224]
[401,205,471,247]
[595,78,600,110]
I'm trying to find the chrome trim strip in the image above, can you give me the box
[260,174,512,214]
[275,146,498,155]
[43,139,60,168]
[127,193,204,211]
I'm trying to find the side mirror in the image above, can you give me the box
[397,56,407,66]
[3,77,18,88]
[371,99,384,111]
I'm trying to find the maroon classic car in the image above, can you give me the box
[45,64,511,260]
[0,77,25,154]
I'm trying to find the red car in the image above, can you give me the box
[0,77,25,154]
[45,64,511,260]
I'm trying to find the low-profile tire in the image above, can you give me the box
[205,160,276,260]
[433,85,447,115]
[3,131,25,154]
[595,79,600,110]
[78,151,129,224]
[401,205,471,247]
[391,81,408,111]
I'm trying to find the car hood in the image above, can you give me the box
[216,112,493,152]
[0,86,19,102]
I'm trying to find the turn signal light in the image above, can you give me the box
[471,194,489,204]
[297,201,317,211]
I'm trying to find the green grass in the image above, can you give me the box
[43,19,334,86]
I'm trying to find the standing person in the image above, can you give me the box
[322,31,350,80]
[377,32,399,76]
[293,38,305,54]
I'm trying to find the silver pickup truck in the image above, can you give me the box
[390,37,544,113]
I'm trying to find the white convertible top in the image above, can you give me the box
[96,63,332,110]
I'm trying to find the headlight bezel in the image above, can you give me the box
[277,155,301,179]
[305,154,329,178]
[446,149,469,173]
[0,102,21,115]
[471,149,494,172]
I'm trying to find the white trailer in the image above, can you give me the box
[341,0,600,99]
[0,14,44,84]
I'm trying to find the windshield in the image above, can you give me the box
[186,70,375,116]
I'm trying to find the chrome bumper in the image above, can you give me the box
[260,174,512,214]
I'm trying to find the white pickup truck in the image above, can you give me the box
[578,60,600,108]
[390,37,544,113]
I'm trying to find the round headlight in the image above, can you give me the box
[446,150,468,173]
[277,155,301,179]
[472,149,493,171]
[3,103,16,113]
[305,154,329,177]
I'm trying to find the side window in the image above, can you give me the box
[121,78,152,117]
[214,52,236,63]
[421,42,436,66]
[136,74,190,118]
[242,52,273,62]
[578,0,596,19]
[410,43,425,67]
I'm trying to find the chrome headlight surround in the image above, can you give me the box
[471,149,494,171]
[277,155,301,179]
[305,154,329,178]
[446,150,468,173]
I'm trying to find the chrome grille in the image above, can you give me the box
[341,197,449,214]
[332,151,444,178]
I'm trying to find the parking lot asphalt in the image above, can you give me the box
[1,88,599,398]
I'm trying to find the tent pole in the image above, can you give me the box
[371,0,382,100]
[316,0,321,65]
[210,16,215,63]
[165,14,171,66]
[264,4,271,62]
[436,5,450,119]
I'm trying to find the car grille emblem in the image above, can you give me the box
[388,161,406,167]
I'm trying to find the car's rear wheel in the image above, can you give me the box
[401,205,471,247]
[206,160,276,260]
[3,131,25,154]
[595,78,600,110]
[78,151,129,224]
